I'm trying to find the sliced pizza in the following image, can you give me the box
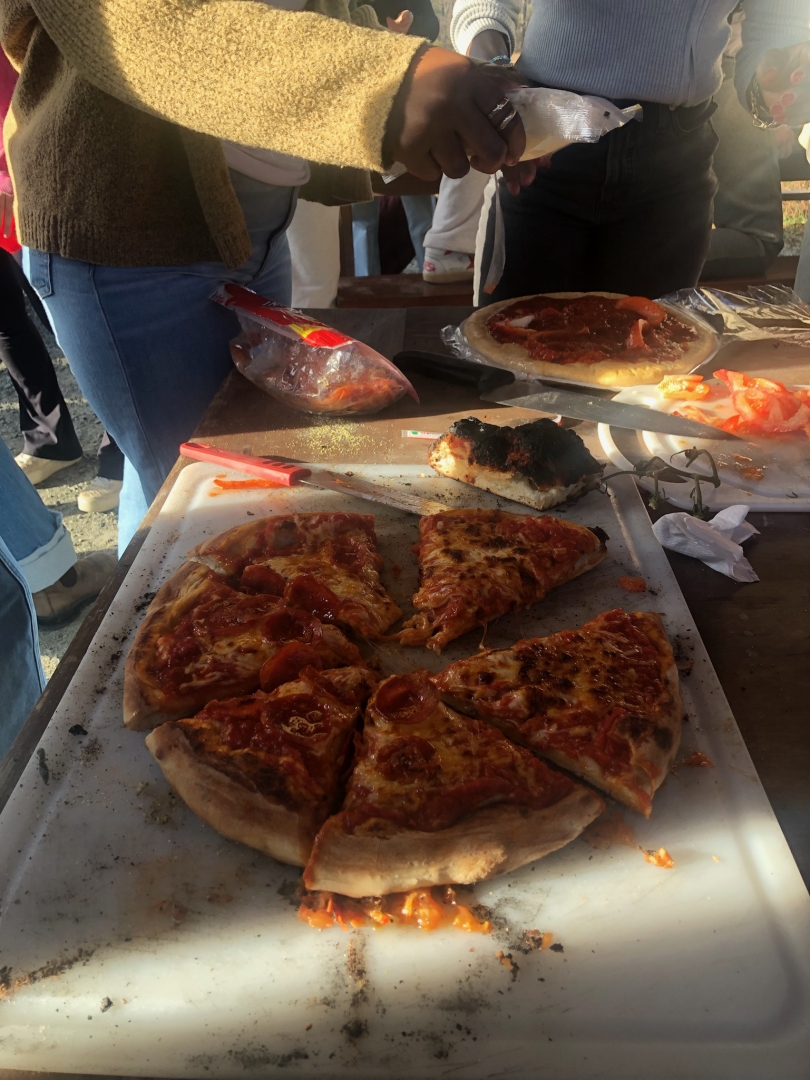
[124,564,360,731]
[463,292,716,387]
[145,666,377,867]
[433,609,682,817]
[304,670,604,897]
[428,416,604,510]
[190,511,401,639]
[398,509,608,652]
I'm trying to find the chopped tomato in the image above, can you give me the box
[624,318,651,352]
[618,575,647,592]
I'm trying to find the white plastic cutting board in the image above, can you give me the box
[0,464,808,1079]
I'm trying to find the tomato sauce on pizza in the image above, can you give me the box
[486,295,697,366]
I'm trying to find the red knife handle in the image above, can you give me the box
[179,442,312,485]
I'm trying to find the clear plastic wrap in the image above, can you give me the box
[507,89,641,161]
[662,285,810,347]
[214,284,418,415]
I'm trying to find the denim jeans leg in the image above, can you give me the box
[0,436,76,590]
[22,183,295,551]
[0,534,46,758]
[351,200,381,276]
[401,195,436,270]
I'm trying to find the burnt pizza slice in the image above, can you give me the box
[398,509,607,652]
[304,670,603,897]
[191,511,401,639]
[145,665,378,867]
[428,416,604,510]
[433,609,682,817]
[124,563,360,731]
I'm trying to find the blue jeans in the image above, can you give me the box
[0,435,76,592]
[24,171,297,553]
[0,437,56,755]
[352,195,436,274]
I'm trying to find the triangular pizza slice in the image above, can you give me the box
[398,509,607,652]
[304,670,603,897]
[433,609,682,817]
[145,665,378,866]
[190,511,401,639]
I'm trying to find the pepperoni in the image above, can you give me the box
[261,694,333,742]
[373,671,439,725]
[191,593,280,637]
[259,642,324,692]
[240,564,287,595]
[377,736,439,781]
[284,575,343,622]
[263,608,323,644]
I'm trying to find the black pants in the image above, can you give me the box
[481,98,719,302]
[0,249,124,479]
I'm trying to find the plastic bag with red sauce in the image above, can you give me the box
[214,284,418,416]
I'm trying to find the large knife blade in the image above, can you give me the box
[480,382,742,441]
[180,443,450,516]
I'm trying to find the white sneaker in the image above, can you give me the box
[77,477,123,513]
[422,248,475,284]
[14,452,82,486]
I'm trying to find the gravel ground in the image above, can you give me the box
[0,305,118,678]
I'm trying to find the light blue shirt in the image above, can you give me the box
[450,0,810,107]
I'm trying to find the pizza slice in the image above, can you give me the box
[398,509,608,652]
[145,665,377,866]
[191,511,401,639]
[303,670,603,897]
[124,564,360,730]
[428,416,603,510]
[433,609,682,817]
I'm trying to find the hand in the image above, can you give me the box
[387,10,414,35]
[467,29,511,63]
[384,47,527,181]
[755,42,810,126]
[0,191,13,239]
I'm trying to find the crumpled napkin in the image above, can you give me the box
[651,505,760,582]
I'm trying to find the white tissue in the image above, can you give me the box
[651,506,760,582]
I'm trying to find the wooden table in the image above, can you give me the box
[1,306,808,1080]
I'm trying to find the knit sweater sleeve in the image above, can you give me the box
[450,0,522,57]
[22,0,422,171]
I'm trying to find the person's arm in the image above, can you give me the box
[450,0,522,61]
[736,0,810,122]
[11,0,525,181]
[9,0,422,172]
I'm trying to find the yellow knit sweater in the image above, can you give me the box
[0,0,422,267]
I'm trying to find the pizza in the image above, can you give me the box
[398,509,608,652]
[428,416,604,510]
[464,292,716,387]
[303,671,604,897]
[145,665,378,866]
[433,609,682,817]
[189,511,401,639]
[123,564,361,731]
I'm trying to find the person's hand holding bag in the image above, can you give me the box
[383,47,527,181]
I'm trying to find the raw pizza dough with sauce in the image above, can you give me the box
[464,291,717,388]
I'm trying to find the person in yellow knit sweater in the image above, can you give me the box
[0,0,526,552]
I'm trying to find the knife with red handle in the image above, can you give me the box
[179,442,451,516]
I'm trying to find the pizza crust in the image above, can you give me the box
[428,437,601,511]
[464,292,717,388]
[145,723,315,866]
[124,562,233,732]
[304,785,604,897]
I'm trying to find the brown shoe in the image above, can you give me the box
[33,551,119,628]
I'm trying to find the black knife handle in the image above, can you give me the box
[392,350,514,394]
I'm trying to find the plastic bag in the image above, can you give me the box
[507,89,641,161]
[214,284,418,415]
[663,285,810,347]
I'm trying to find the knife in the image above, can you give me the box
[179,442,451,516]
[393,350,741,442]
